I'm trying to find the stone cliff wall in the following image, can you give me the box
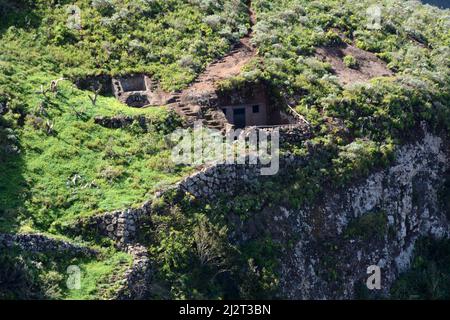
[114,244,152,300]
[67,124,449,299]
[254,128,450,299]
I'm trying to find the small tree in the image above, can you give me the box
[88,82,103,106]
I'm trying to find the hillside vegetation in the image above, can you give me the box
[221,0,450,207]
[0,0,449,299]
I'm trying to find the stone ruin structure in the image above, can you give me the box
[76,72,308,132]
[112,74,174,108]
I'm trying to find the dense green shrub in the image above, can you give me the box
[0,250,44,299]
[343,211,388,241]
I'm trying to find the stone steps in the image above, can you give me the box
[206,124,223,130]
[166,95,181,104]
[206,120,221,126]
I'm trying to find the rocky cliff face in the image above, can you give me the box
[282,128,449,299]
[233,126,449,299]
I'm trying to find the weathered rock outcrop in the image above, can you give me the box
[236,127,450,299]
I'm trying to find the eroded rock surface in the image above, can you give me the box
[266,128,449,299]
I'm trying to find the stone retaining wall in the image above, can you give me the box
[115,244,152,300]
[94,115,148,130]
[73,153,309,245]
[0,233,97,257]
[178,154,307,201]
[251,125,311,145]
[76,201,152,247]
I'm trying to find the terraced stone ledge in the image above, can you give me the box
[0,233,98,257]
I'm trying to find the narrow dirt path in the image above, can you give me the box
[183,42,255,94]
[165,1,258,131]
[168,2,257,129]
[176,2,257,102]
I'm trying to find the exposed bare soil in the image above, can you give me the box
[316,43,394,86]
[182,39,256,95]
[180,6,257,98]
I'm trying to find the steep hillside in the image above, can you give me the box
[0,0,449,300]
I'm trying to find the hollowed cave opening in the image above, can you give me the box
[218,84,295,128]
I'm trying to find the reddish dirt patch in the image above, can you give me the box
[183,39,256,95]
[169,2,262,131]
[316,43,393,86]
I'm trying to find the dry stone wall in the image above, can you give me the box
[114,244,152,300]
[178,154,307,201]
[94,115,148,130]
[78,202,152,247]
[74,151,309,245]
[0,233,98,257]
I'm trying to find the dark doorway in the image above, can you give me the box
[125,93,150,107]
[233,108,246,128]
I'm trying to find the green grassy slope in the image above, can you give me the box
[1,0,250,91]
[1,0,252,233]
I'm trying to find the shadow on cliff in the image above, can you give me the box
[0,128,29,233]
